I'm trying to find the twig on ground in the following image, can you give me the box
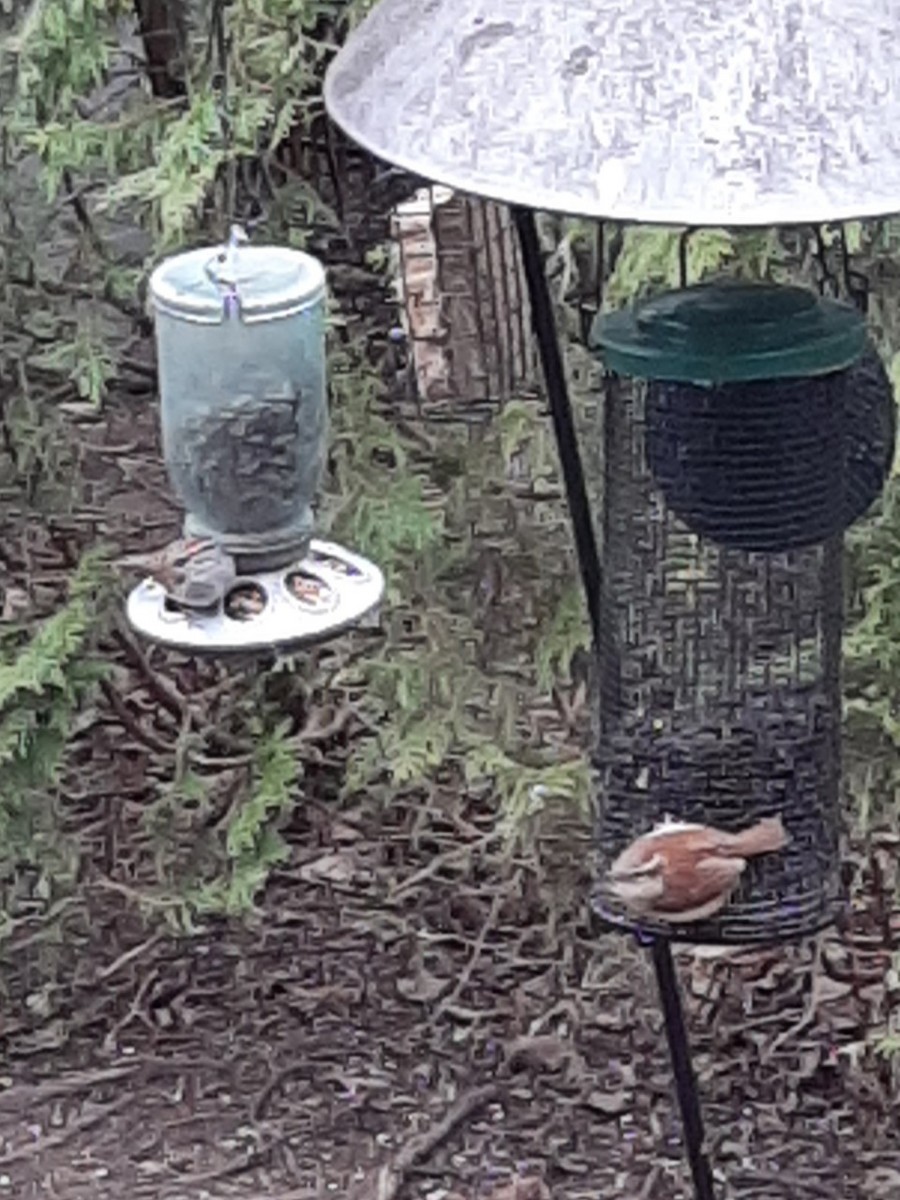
[763,936,825,1060]
[639,1165,663,1199]
[247,1190,317,1200]
[432,889,505,1023]
[97,930,166,983]
[163,1132,292,1190]
[112,620,189,723]
[251,1063,309,1123]
[294,701,354,745]
[0,1065,139,1112]
[0,1093,132,1166]
[99,678,174,755]
[363,1082,501,1200]
[392,832,496,902]
[102,964,161,1052]
[730,1168,833,1197]
[91,878,186,913]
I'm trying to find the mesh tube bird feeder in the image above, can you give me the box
[323,1,900,1195]
[590,281,895,944]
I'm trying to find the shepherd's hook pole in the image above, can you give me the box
[515,209,712,1195]
[513,207,602,649]
[651,936,717,1200]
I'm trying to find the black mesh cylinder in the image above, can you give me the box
[644,374,844,552]
[592,372,850,945]
[643,343,894,553]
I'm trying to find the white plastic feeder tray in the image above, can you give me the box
[126,539,384,654]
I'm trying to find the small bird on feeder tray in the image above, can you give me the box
[602,814,788,924]
[116,536,237,611]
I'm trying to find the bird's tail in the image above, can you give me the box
[721,815,788,858]
[114,551,153,570]
[113,538,217,572]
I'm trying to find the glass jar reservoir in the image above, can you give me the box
[150,232,328,571]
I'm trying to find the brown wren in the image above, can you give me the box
[603,814,788,923]
[116,536,237,611]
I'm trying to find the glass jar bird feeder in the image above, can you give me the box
[324,1,900,1196]
[126,228,384,653]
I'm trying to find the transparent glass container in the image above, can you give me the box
[150,233,328,571]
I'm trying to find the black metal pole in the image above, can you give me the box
[515,208,713,1197]
[513,207,603,649]
[651,937,717,1200]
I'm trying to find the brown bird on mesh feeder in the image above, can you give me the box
[116,536,237,611]
[603,814,788,923]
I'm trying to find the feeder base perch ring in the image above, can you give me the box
[125,539,384,654]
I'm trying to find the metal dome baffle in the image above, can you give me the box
[324,1,900,1196]
[126,227,384,654]
[590,281,895,945]
[323,0,900,229]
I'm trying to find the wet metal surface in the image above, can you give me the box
[325,0,900,225]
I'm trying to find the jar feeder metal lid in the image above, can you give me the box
[149,232,327,326]
[591,283,868,384]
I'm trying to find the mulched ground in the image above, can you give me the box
[1,793,898,1200]
[1,317,900,1200]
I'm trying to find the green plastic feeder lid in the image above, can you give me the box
[591,282,867,384]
